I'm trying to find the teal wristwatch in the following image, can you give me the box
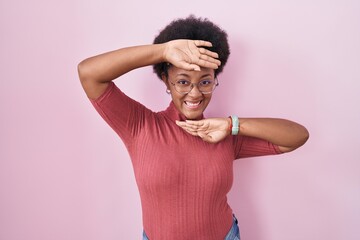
[231,116,239,135]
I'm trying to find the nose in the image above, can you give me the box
[187,84,203,97]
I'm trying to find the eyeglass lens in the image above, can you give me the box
[175,80,217,94]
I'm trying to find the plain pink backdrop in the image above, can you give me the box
[1,0,359,239]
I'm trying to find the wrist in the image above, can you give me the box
[227,117,232,135]
[161,42,171,63]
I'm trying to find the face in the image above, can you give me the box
[163,66,215,120]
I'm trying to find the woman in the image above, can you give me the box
[78,16,309,240]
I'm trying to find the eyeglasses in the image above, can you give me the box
[169,78,219,94]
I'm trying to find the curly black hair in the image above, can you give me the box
[153,15,230,80]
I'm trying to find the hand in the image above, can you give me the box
[176,118,230,143]
[163,40,221,71]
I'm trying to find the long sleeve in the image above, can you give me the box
[233,135,283,159]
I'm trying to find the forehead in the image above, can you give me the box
[168,66,214,78]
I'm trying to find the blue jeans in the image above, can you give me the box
[143,215,240,240]
[224,215,241,240]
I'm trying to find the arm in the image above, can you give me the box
[176,117,309,153]
[77,40,221,99]
[238,118,309,152]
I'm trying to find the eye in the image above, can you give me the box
[176,80,191,86]
[199,80,213,86]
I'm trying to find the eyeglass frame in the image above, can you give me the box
[168,77,219,95]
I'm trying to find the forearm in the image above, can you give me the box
[78,44,166,83]
[77,40,221,99]
[238,118,309,152]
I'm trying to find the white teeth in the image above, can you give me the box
[185,101,201,106]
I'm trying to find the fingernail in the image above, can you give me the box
[194,66,201,71]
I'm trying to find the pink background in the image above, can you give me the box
[1,1,359,239]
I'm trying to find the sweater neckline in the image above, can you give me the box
[163,101,204,122]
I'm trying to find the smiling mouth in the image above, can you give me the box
[184,100,202,109]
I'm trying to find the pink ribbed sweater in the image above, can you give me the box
[90,82,281,240]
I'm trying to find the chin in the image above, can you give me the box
[181,105,209,120]
[183,111,203,120]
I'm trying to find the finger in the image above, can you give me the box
[191,65,201,71]
[198,48,219,59]
[184,122,210,132]
[194,40,213,48]
[184,121,206,129]
[176,120,186,126]
[198,56,221,67]
[176,121,201,135]
[185,120,204,126]
[202,62,221,70]
[177,123,195,133]
[180,123,205,132]
[182,127,200,136]
[199,56,221,66]
[176,61,201,71]
[182,124,200,131]
[186,120,211,130]
[199,53,221,65]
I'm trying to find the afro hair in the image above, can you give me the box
[153,15,230,79]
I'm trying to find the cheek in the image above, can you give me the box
[204,95,212,102]
[170,92,185,102]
